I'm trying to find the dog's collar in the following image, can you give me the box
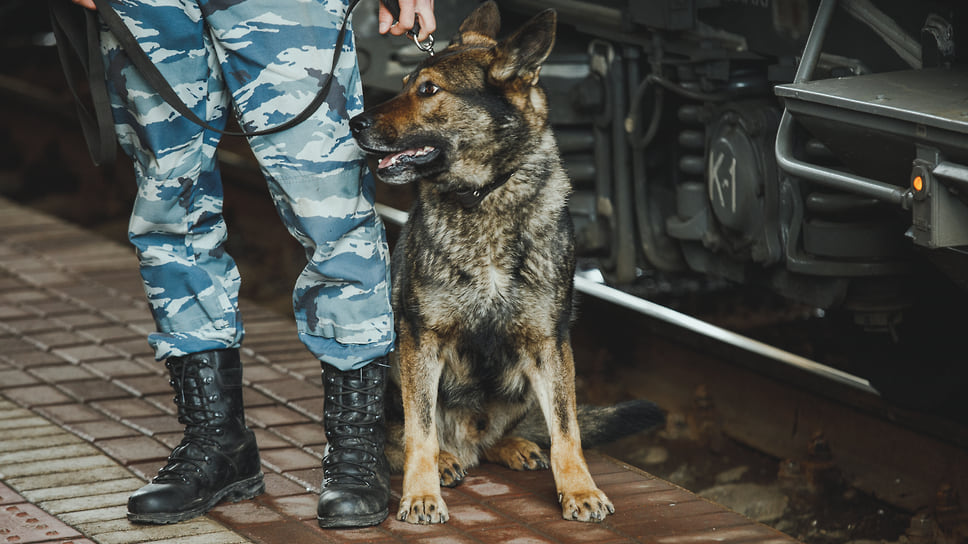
[450,172,513,209]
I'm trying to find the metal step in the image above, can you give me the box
[776,66,968,139]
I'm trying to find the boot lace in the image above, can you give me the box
[323,370,384,487]
[154,360,225,485]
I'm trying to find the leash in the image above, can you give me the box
[88,0,362,138]
[50,0,434,163]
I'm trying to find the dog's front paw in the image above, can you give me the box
[398,494,450,524]
[559,488,615,522]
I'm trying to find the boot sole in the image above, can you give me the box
[317,508,389,528]
[127,472,266,525]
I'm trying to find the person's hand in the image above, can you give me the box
[71,0,97,9]
[379,0,435,43]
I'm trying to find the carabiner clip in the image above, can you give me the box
[410,31,435,56]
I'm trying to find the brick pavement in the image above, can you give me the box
[0,195,801,543]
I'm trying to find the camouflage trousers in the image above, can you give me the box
[100,0,393,370]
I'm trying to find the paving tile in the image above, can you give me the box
[242,387,281,408]
[265,493,319,521]
[240,520,348,544]
[441,502,514,531]
[2,384,73,406]
[279,468,324,494]
[0,350,64,369]
[0,432,83,454]
[382,516,464,540]
[288,397,324,422]
[58,505,128,526]
[254,377,323,402]
[260,447,321,472]
[67,419,140,441]
[92,397,166,420]
[22,330,89,350]
[127,461,164,481]
[54,344,123,364]
[76,325,142,346]
[39,490,132,515]
[535,518,634,543]
[84,517,237,544]
[19,477,143,503]
[5,466,136,492]
[35,402,113,426]
[0,336,42,356]
[123,414,185,436]
[454,473,528,502]
[262,473,312,497]
[0,317,63,335]
[488,493,563,523]
[300,521,397,543]
[0,415,49,432]
[246,404,313,428]
[58,379,131,402]
[52,311,113,330]
[209,500,286,525]
[96,436,171,465]
[0,500,83,543]
[239,362,290,383]
[0,442,101,465]
[467,523,561,543]
[1,454,119,479]
[0,481,25,505]
[0,303,32,320]
[0,368,39,387]
[28,364,97,383]
[271,423,327,447]
[107,338,157,359]
[252,428,294,450]
[153,431,186,450]
[115,375,175,396]
[84,358,155,379]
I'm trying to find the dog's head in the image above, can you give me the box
[350,1,557,188]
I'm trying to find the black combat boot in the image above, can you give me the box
[317,359,391,528]
[128,348,264,524]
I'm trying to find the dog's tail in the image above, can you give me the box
[512,399,666,449]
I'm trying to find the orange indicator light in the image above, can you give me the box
[913,175,924,192]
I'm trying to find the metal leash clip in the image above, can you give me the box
[411,32,435,55]
[382,0,435,56]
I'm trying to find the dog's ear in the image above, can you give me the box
[489,9,556,85]
[457,1,501,41]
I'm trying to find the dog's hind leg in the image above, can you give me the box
[396,323,450,524]
[527,339,614,522]
[484,436,549,471]
[438,450,466,487]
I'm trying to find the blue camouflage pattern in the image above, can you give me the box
[99,0,394,370]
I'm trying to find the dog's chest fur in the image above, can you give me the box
[393,153,574,408]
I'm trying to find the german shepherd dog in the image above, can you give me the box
[350,1,664,524]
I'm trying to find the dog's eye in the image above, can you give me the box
[417,81,440,97]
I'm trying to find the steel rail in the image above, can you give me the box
[374,203,879,396]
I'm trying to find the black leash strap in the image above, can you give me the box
[49,0,117,164]
[89,0,361,138]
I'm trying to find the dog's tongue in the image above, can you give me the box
[379,146,435,169]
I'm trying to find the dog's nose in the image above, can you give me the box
[349,114,373,136]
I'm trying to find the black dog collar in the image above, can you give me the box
[450,173,513,209]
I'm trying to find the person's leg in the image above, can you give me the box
[203,0,393,527]
[100,0,262,523]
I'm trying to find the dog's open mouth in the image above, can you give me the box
[377,146,440,171]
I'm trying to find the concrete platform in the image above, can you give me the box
[0,195,801,543]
